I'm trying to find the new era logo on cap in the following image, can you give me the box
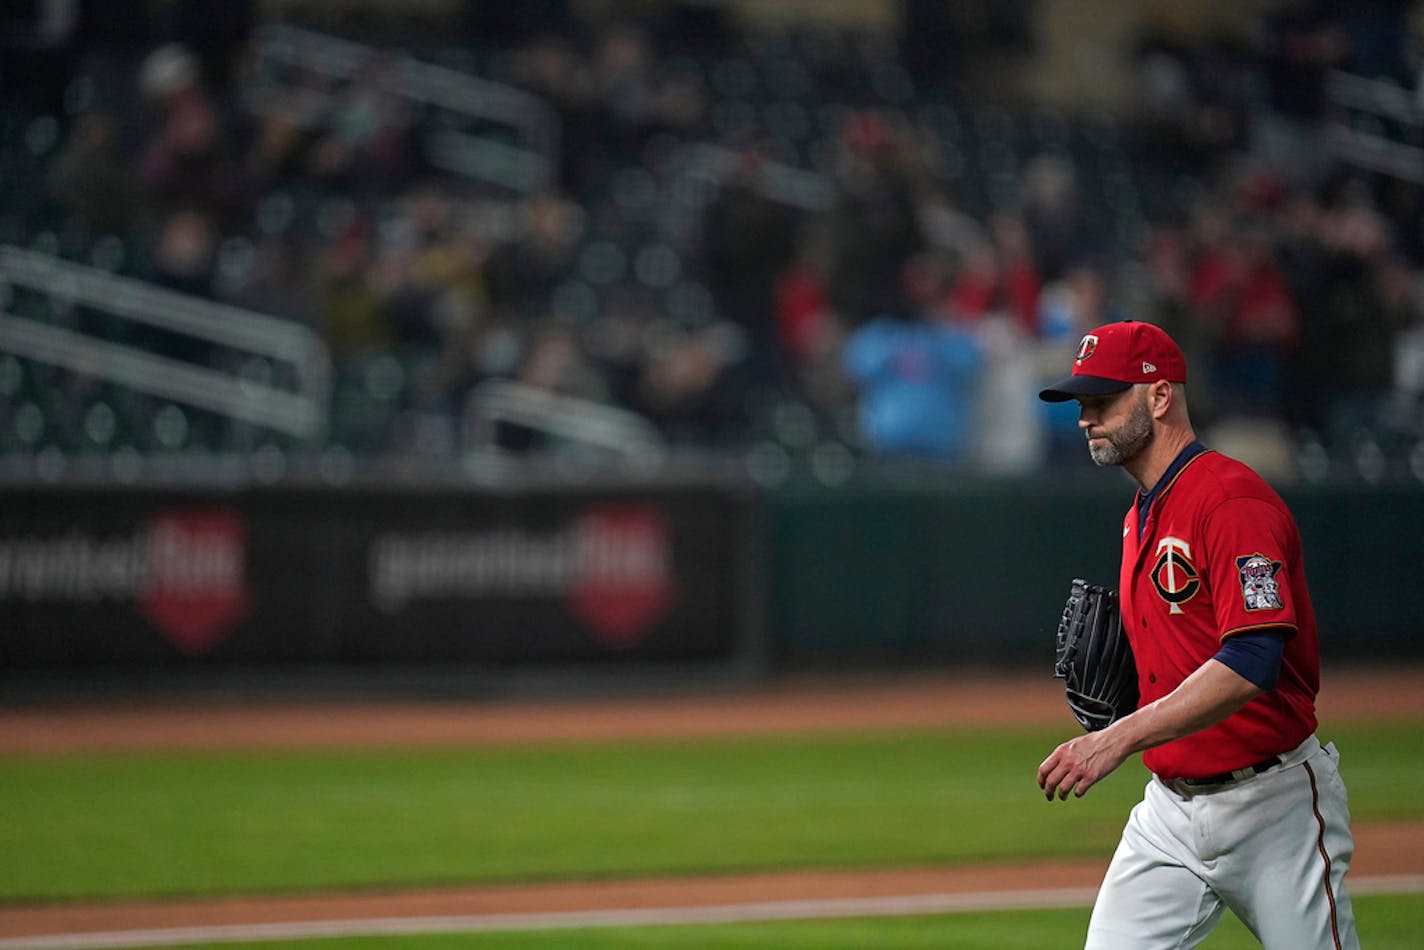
[1038,321,1187,402]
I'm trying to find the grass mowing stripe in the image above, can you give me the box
[0,727,1128,901]
[1,722,1420,903]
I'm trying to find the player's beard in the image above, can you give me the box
[1088,391,1153,466]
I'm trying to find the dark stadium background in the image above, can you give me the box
[1,0,1421,696]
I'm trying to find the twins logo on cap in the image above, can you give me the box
[1076,335,1099,364]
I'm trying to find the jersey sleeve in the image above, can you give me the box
[1201,497,1299,641]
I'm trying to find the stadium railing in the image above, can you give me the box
[0,245,331,443]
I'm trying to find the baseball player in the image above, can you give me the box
[1034,321,1358,948]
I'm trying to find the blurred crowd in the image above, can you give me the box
[10,0,1424,478]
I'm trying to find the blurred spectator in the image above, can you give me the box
[824,112,924,324]
[315,220,395,362]
[635,320,747,445]
[1251,1,1349,190]
[1128,30,1251,181]
[843,311,983,462]
[514,34,605,195]
[940,213,1043,330]
[1312,191,1407,447]
[843,259,984,462]
[404,232,496,422]
[517,322,608,402]
[1276,189,1335,431]
[140,207,220,366]
[586,281,748,447]
[247,108,313,192]
[7,7,1422,471]
[774,230,833,368]
[306,54,418,197]
[136,43,252,228]
[147,207,218,299]
[944,241,999,321]
[1318,253,1406,448]
[917,183,985,260]
[1192,213,1300,419]
[1019,152,1088,282]
[376,187,461,350]
[47,110,136,233]
[484,192,584,323]
[974,313,1045,474]
[699,135,799,384]
[773,229,856,423]
[647,63,707,141]
[227,232,316,323]
[592,22,660,157]
[1146,223,1223,427]
[1039,256,1121,342]
[1035,256,1126,465]
[990,212,1044,332]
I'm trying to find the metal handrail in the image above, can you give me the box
[676,143,835,211]
[1323,125,1424,184]
[0,246,331,440]
[0,315,322,436]
[1323,69,1424,184]
[1327,69,1423,127]
[249,23,559,192]
[0,246,328,375]
[463,379,665,465]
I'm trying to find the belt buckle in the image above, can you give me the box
[1165,775,1222,798]
[1164,777,1192,797]
[1162,756,1280,798]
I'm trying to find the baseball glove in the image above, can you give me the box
[1053,578,1139,732]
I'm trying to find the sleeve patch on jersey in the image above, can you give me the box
[1236,553,1284,611]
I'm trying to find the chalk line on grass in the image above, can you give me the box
[3,875,1422,950]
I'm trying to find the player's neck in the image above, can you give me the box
[1126,426,1197,494]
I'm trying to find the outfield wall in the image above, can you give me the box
[0,477,1417,693]
[0,481,760,690]
[764,479,1423,664]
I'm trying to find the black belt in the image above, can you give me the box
[1163,756,1282,796]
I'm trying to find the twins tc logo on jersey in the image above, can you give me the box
[1237,553,1284,610]
[1075,334,1099,365]
[1151,537,1200,615]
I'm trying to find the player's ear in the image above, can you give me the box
[1149,380,1174,419]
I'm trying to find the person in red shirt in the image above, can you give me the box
[1035,320,1357,949]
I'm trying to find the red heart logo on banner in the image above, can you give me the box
[567,505,678,649]
[138,508,252,655]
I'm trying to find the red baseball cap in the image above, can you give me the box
[1038,321,1187,402]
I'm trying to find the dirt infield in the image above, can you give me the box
[2,666,1422,945]
[4,665,1421,754]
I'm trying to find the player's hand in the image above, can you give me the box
[1037,729,1130,800]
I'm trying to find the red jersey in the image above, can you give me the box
[1119,449,1319,781]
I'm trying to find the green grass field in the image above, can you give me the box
[3,720,1420,946]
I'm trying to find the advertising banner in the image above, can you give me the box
[0,485,746,669]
